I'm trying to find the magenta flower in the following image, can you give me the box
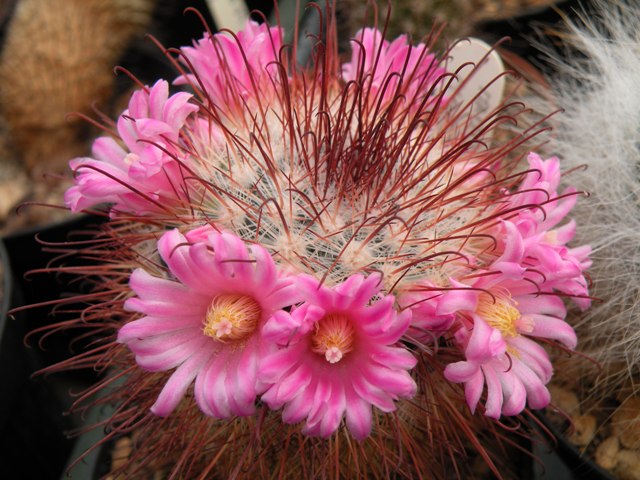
[342,28,445,108]
[443,284,577,418]
[65,80,198,214]
[118,227,298,417]
[441,232,581,419]
[259,273,416,439]
[175,20,283,105]
[505,153,592,308]
[398,279,475,343]
[421,153,591,419]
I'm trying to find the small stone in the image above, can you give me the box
[569,414,597,446]
[111,436,133,471]
[548,384,581,415]
[614,449,640,480]
[612,397,640,450]
[595,436,619,470]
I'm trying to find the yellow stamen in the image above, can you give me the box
[476,292,520,338]
[203,294,261,342]
[311,314,355,364]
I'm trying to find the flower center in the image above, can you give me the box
[203,294,261,342]
[311,314,355,364]
[476,293,520,338]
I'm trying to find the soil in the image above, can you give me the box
[547,383,640,480]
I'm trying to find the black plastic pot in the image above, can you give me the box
[0,236,21,439]
[533,412,616,480]
[0,239,74,479]
[3,214,109,374]
[0,214,108,479]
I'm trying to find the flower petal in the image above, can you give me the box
[345,387,373,440]
[151,347,210,416]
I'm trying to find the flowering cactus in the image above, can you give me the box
[46,13,591,479]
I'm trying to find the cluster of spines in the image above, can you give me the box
[22,4,591,479]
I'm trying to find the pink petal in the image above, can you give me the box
[319,382,346,437]
[250,243,277,285]
[444,360,479,383]
[134,119,173,142]
[345,388,373,440]
[218,354,247,416]
[263,283,302,311]
[124,296,206,318]
[356,295,395,333]
[117,315,200,342]
[186,242,230,291]
[466,318,505,363]
[438,280,479,314]
[194,355,216,416]
[91,136,128,166]
[482,365,503,419]
[516,295,566,317]
[297,274,334,306]
[314,374,333,405]
[302,403,328,437]
[123,326,200,355]
[464,369,485,414]
[262,310,305,344]
[151,348,209,416]
[334,274,365,300]
[361,362,416,399]
[528,314,577,349]
[370,346,417,370]
[211,231,252,280]
[281,383,314,424]
[272,362,313,407]
[133,335,208,372]
[337,273,381,307]
[157,230,216,293]
[509,336,553,382]
[163,91,198,127]
[259,343,304,383]
[117,114,139,152]
[512,360,551,409]
[544,191,577,230]
[126,268,209,315]
[500,371,527,416]
[231,339,263,413]
[496,221,525,265]
[554,219,576,244]
[351,373,395,412]
[206,352,233,418]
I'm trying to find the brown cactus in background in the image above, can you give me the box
[0,0,155,177]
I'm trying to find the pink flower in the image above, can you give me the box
[443,269,578,418]
[436,152,593,419]
[65,80,198,214]
[437,170,590,419]
[445,319,559,418]
[118,227,298,418]
[175,20,283,105]
[342,28,445,108]
[259,273,416,439]
[504,153,592,307]
[398,279,473,342]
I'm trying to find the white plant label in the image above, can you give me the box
[206,0,250,33]
[446,38,506,117]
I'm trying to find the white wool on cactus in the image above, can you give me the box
[535,0,640,391]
